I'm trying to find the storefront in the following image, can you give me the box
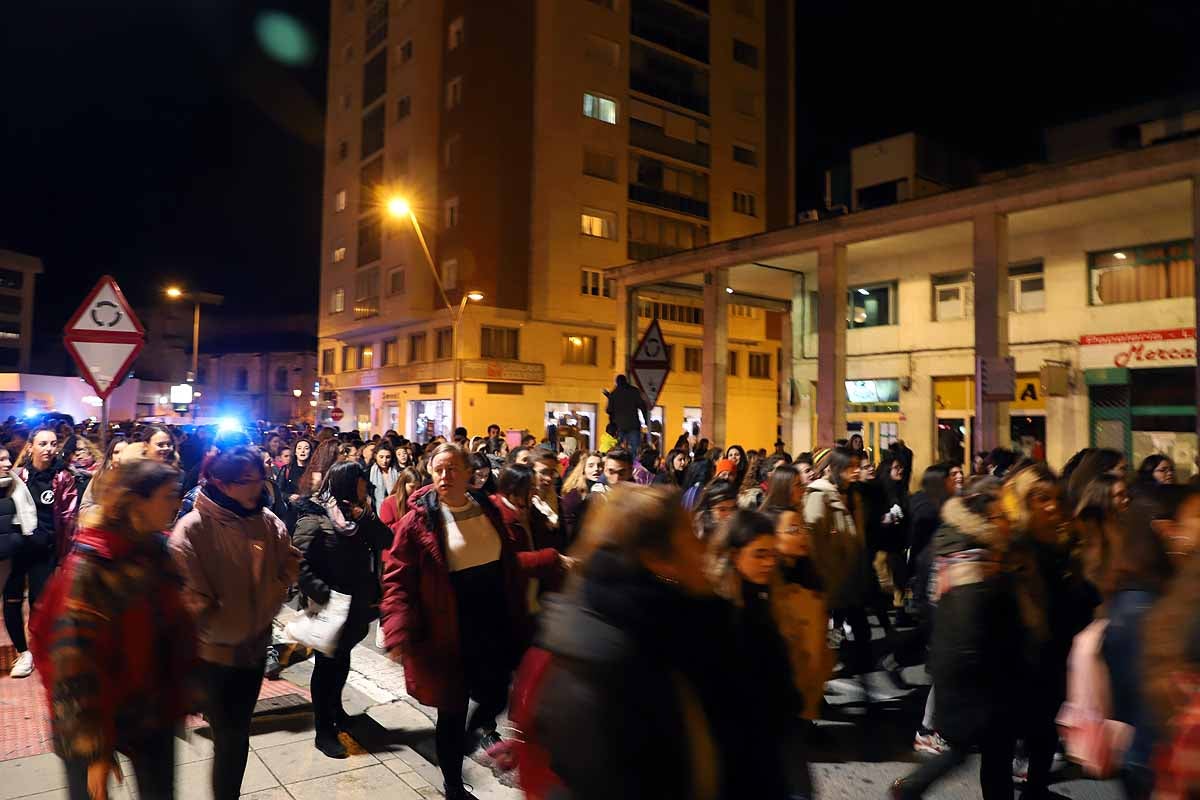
[1082,328,1197,479]
[409,398,452,444]
[933,373,1048,470]
[845,379,901,459]
[545,402,598,452]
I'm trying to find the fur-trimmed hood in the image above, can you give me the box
[936,497,1005,555]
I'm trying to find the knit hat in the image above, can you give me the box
[714,458,736,476]
[811,447,833,477]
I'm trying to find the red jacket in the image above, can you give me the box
[30,527,196,760]
[380,485,526,708]
[17,465,79,561]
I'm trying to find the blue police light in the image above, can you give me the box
[23,408,38,419]
[218,417,243,433]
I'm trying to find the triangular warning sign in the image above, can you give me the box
[64,340,141,394]
[632,366,669,405]
[65,276,144,336]
[633,320,669,365]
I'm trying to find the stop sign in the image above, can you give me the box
[330,407,345,422]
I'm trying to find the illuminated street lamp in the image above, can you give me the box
[386,194,483,432]
[164,286,224,384]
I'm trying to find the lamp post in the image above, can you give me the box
[164,287,225,384]
[385,196,482,433]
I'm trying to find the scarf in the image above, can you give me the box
[318,494,359,535]
[202,484,263,518]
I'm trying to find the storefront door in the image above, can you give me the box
[408,399,452,444]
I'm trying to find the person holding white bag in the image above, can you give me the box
[293,460,391,759]
[0,445,38,606]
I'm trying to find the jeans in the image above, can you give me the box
[3,545,55,652]
[200,660,265,800]
[900,726,1015,800]
[64,733,175,800]
[619,428,641,455]
[311,621,368,736]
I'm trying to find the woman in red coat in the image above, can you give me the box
[380,443,526,800]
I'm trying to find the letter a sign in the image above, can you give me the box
[63,275,145,400]
[631,319,671,407]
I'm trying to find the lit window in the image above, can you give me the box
[435,328,453,360]
[445,76,463,110]
[331,288,346,314]
[382,338,398,366]
[444,197,460,229]
[360,345,374,369]
[447,16,464,50]
[847,283,898,328]
[581,208,617,239]
[321,349,335,375]
[562,335,597,365]
[332,247,347,263]
[580,268,614,297]
[583,92,617,124]
[409,332,427,362]
[342,346,357,372]
[1089,240,1194,305]
[335,190,347,212]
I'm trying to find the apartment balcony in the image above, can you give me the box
[628,184,709,219]
[630,71,709,115]
[353,296,379,321]
[629,119,710,166]
[630,0,708,63]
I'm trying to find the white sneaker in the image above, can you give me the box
[374,625,386,649]
[913,730,950,755]
[10,651,34,678]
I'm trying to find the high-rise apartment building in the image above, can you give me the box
[319,0,794,447]
[0,249,42,373]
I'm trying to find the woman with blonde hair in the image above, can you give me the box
[533,485,787,799]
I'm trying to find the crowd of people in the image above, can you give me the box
[0,409,1198,800]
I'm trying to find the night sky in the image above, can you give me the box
[2,1,1199,369]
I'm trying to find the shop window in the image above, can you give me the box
[684,347,702,373]
[580,268,614,298]
[562,335,597,365]
[435,328,453,360]
[1010,261,1046,313]
[848,282,897,328]
[409,332,426,362]
[581,207,618,239]
[583,92,618,124]
[1090,240,1194,305]
[933,271,973,321]
[748,352,771,379]
[481,327,519,360]
[321,349,335,375]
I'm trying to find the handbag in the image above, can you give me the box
[284,590,351,657]
[1056,619,1134,778]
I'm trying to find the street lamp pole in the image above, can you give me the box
[386,197,481,435]
[165,288,225,419]
[190,301,201,382]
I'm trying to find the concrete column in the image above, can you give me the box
[816,243,847,447]
[1193,177,1200,442]
[973,211,1011,454]
[780,272,808,452]
[702,267,730,446]
[613,283,639,378]
[779,304,794,452]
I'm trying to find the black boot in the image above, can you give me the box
[315,731,348,759]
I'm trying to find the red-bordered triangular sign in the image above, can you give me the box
[63,275,145,400]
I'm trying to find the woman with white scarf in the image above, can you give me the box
[0,446,38,594]
[368,442,400,512]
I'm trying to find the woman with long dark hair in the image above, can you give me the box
[724,445,749,491]
[277,437,313,501]
[294,461,391,757]
[1134,454,1175,493]
[655,448,689,488]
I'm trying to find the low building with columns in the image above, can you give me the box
[608,135,1200,479]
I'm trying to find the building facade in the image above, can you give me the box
[0,250,42,373]
[318,0,795,447]
[607,134,1200,480]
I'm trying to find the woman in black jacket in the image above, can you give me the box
[293,460,391,758]
[892,478,1023,800]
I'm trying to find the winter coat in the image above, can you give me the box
[927,498,1024,744]
[0,475,38,560]
[772,557,832,720]
[605,382,646,433]
[30,527,195,761]
[907,491,941,567]
[533,551,787,800]
[379,484,526,708]
[169,487,294,667]
[17,464,79,562]
[369,464,399,510]
[802,478,868,609]
[293,497,391,636]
